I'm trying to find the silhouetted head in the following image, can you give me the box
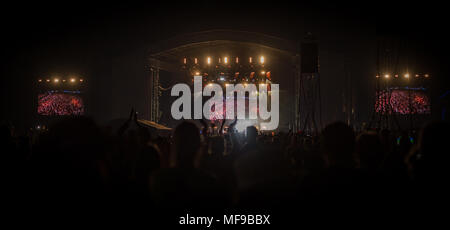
[136,145,160,182]
[412,121,450,190]
[173,121,201,168]
[379,128,391,144]
[0,123,13,142]
[45,117,104,163]
[210,136,225,157]
[321,122,356,168]
[246,126,257,144]
[356,131,384,170]
[35,117,107,202]
[416,121,450,169]
[137,127,151,145]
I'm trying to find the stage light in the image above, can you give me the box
[38,79,42,82]
[207,57,211,64]
[195,72,200,76]
[224,57,228,64]
[376,75,380,78]
[54,78,59,83]
[236,57,239,63]
[183,58,187,64]
[394,74,399,78]
[70,78,76,82]
[79,79,84,82]
[46,79,50,82]
[249,57,252,63]
[194,58,198,64]
[404,73,410,78]
[384,74,390,79]
[261,71,266,75]
[62,79,66,82]
[260,56,265,64]
[424,74,429,78]
[415,74,419,78]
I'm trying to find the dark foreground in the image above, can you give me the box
[2,116,449,228]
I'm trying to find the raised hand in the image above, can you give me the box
[128,107,135,121]
[229,116,238,133]
[219,119,225,135]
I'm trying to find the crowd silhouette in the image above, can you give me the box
[2,110,449,225]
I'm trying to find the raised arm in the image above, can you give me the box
[118,107,134,136]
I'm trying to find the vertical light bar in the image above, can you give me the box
[249,57,252,63]
[207,57,211,64]
[224,57,228,64]
[194,58,198,64]
[236,57,239,63]
[260,56,265,64]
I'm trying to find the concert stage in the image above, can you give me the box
[144,30,321,133]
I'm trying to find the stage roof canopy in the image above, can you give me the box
[147,30,299,71]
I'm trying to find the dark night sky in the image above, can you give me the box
[1,1,449,128]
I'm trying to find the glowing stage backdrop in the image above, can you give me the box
[375,88,430,115]
[38,90,84,116]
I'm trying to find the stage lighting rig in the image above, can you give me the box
[375,73,430,79]
[182,55,271,87]
[37,75,85,85]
